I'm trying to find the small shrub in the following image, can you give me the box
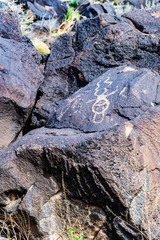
[64,6,80,22]
[0,209,32,240]
[65,227,87,240]
[114,2,133,16]
[69,0,79,8]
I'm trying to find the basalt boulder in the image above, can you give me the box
[0,104,160,239]
[0,10,22,42]
[71,13,160,82]
[27,0,67,22]
[81,3,116,18]
[31,33,80,128]
[124,5,160,34]
[0,36,43,148]
[0,128,107,240]
[31,11,160,128]
[47,66,160,132]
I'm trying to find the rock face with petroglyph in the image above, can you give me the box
[1,5,160,240]
[32,10,160,127]
[47,66,160,132]
[1,105,160,239]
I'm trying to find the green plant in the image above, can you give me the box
[52,31,61,37]
[64,6,80,21]
[69,0,79,8]
[65,227,87,240]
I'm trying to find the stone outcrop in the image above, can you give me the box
[32,8,160,127]
[124,5,160,33]
[47,66,160,132]
[1,3,160,240]
[1,105,160,239]
[0,36,43,148]
[0,10,22,42]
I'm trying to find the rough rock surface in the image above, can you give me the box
[124,5,160,34]
[0,37,43,148]
[82,3,116,18]
[27,0,68,22]
[0,128,107,239]
[31,33,82,127]
[47,66,160,132]
[32,11,160,127]
[1,105,160,239]
[0,10,22,42]
[1,3,160,240]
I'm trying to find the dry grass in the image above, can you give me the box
[0,209,33,240]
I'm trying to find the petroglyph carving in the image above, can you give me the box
[57,69,130,125]
[91,77,118,124]
[57,94,82,121]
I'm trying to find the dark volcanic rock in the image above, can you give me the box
[31,70,70,127]
[27,0,67,21]
[0,10,22,42]
[27,1,57,20]
[32,12,160,128]
[45,33,75,73]
[31,33,78,127]
[47,66,160,132]
[0,37,43,148]
[82,3,116,18]
[124,6,160,34]
[1,105,160,239]
[71,14,160,82]
[0,128,107,239]
[125,0,146,8]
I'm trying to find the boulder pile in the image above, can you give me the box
[0,1,160,239]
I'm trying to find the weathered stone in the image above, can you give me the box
[124,0,146,8]
[1,104,160,238]
[31,11,160,128]
[31,70,70,127]
[39,193,107,240]
[0,10,22,42]
[31,33,79,127]
[27,1,57,20]
[27,0,67,22]
[124,5,160,34]
[71,14,160,83]
[0,127,108,239]
[82,3,116,18]
[45,33,75,74]
[47,66,160,132]
[0,37,43,148]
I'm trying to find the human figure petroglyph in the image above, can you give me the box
[57,71,129,124]
[91,77,119,124]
